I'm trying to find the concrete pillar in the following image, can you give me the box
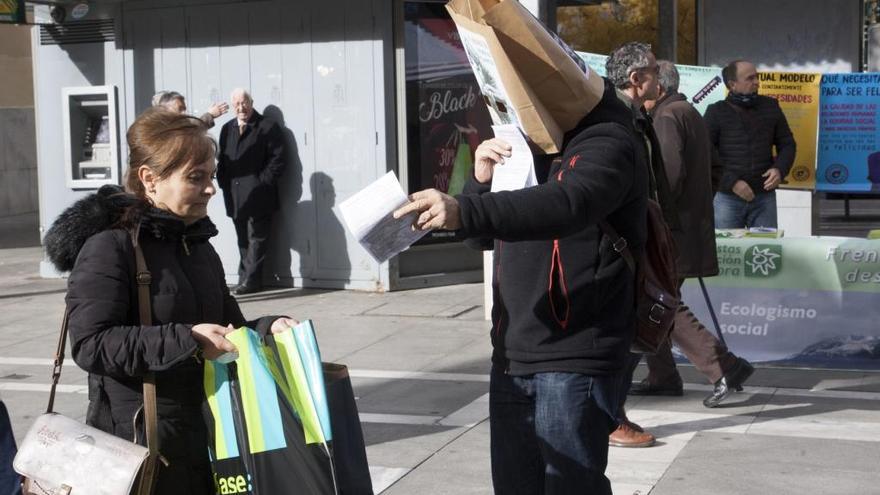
[657,0,677,62]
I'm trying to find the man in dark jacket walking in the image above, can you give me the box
[631,60,754,408]
[704,59,796,229]
[394,80,648,494]
[604,41,681,449]
[218,88,286,295]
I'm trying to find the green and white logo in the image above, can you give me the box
[744,244,782,277]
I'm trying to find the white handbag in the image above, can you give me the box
[13,413,149,495]
[13,233,162,495]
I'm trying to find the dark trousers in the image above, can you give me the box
[617,352,642,422]
[645,278,736,384]
[233,215,272,289]
[0,401,21,495]
[489,367,620,495]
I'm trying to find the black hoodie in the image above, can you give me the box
[44,185,279,494]
[456,80,649,376]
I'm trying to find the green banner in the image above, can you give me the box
[682,236,880,369]
[707,236,880,293]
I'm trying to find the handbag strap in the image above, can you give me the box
[45,230,161,494]
[598,220,636,273]
[131,230,160,495]
[46,310,70,414]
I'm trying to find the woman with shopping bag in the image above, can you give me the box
[42,108,296,494]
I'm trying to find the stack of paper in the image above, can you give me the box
[339,172,428,263]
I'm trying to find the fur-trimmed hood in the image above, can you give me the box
[45,185,218,272]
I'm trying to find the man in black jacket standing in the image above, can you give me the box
[704,60,796,229]
[394,81,647,494]
[218,88,286,295]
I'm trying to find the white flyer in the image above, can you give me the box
[455,24,521,127]
[490,124,537,192]
[339,171,428,263]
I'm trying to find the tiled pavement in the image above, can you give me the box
[2,246,879,494]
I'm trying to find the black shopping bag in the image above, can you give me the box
[323,363,373,495]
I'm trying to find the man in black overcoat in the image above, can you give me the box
[218,88,286,295]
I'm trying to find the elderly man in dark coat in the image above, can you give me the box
[217,88,286,295]
[632,60,754,408]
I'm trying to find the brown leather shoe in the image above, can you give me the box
[609,420,656,448]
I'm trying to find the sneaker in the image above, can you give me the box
[703,357,755,408]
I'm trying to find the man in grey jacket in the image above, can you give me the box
[633,60,754,408]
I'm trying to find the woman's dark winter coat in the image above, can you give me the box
[45,185,279,494]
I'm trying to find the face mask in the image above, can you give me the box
[728,91,759,108]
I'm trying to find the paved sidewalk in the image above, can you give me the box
[1,246,879,494]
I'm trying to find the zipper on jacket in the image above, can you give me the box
[181,234,191,256]
[547,156,575,330]
[548,240,571,329]
[492,241,504,337]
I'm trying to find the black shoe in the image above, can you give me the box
[629,378,684,396]
[703,358,755,408]
[232,284,262,296]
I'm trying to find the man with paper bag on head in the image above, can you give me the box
[394,62,650,495]
[446,0,604,152]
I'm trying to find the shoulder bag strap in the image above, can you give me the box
[45,309,70,414]
[131,230,161,495]
[598,220,637,273]
[555,146,638,274]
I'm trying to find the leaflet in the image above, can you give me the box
[490,124,537,192]
[339,171,428,263]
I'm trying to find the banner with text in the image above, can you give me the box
[816,73,880,192]
[758,72,821,189]
[681,237,880,369]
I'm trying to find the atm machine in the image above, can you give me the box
[62,85,120,189]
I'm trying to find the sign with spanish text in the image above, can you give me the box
[816,73,880,192]
[681,237,880,369]
[758,72,821,189]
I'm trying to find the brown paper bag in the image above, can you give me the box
[447,0,561,152]
[446,0,604,153]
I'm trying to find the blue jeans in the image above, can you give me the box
[489,368,620,495]
[714,191,777,229]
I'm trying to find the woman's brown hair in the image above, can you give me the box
[124,107,216,198]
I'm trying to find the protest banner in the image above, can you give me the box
[816,73,880,192]
[681,236,880,369]
[758,71,821,189]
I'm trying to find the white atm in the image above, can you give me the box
[62,85,120,189]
